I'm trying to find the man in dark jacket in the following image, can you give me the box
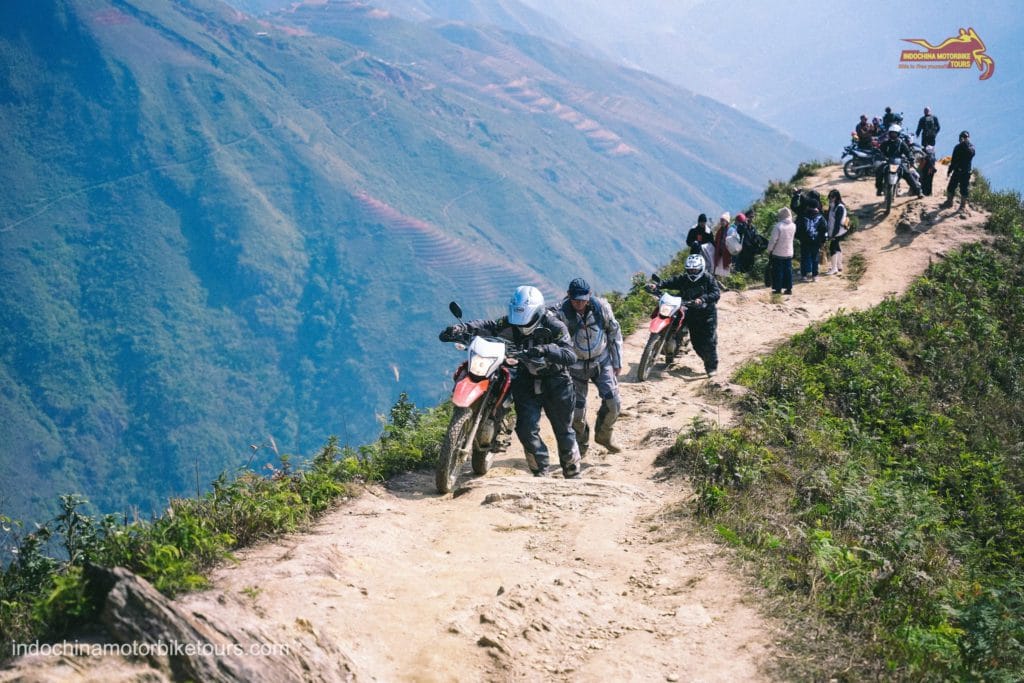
[649,254,722,379]
[941,130,976,212]
[685,213,713,254]
[915,106,941,147]
[440,285,582,478]
[554,278,624,455]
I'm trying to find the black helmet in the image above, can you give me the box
[960,130,970,139]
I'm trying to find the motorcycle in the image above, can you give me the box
[883,155,919,213]
[636,275,695,382]
[842,141,883,180]
[436,301,517,494]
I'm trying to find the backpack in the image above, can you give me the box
[724,225,743,255]
[799,213,823,242]
[742,225,769,254]
[559,297,606,335]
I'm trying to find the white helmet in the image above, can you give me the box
[685,254,705,281]
[887,124,901,135]
[508,285,545,335]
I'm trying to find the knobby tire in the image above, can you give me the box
[436,406,476,494]
[637,333,665,382]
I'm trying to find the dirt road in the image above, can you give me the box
[4,165,989,682]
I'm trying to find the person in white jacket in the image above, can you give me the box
[766,206,797,295]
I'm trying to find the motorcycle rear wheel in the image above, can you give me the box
[843,159,861,180]
[637,332,665,382]
[437,406,476,493]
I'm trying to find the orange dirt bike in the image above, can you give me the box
[436,302,518,494]
[636,274,697,382]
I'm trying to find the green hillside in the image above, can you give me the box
[0,0,813,525]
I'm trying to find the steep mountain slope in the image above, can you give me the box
[0,166,992,680]
[0,0,813,525]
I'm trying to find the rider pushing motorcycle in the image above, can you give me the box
[647,254,721,380]
[440,286,582,479]
[875,124,922,198]
[554,278,624,456]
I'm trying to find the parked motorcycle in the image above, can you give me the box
[842,142,883,180]
[636,275,695,382]
[436,301,517,494]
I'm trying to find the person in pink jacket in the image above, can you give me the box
[766,206,796,295]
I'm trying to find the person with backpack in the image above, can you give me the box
[915,106,941,148]
[941,130,976,212]
[796,205,826,282]
[440,286,582,479]
[554,278,624,455]
[824,190,849,276]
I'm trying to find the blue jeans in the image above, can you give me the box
[771,256,793,292]
[799,243,819,278]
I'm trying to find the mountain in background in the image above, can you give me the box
[499,0,1023,192]
[0,0,812,526]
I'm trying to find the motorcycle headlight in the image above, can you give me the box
[659,303,676,317]
[468,354,499,376]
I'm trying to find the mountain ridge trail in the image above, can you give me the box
[3,165,990,681]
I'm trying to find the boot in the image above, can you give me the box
[593,421,621,454]
[940,192,955,209]
[824,253,838,275]
[574,421,590,458]
[836,251,844,274]
[959,197,970,213]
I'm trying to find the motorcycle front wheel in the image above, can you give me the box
[471,418,495,475]
[437,405,477,494]
[843,159,861,180]
[637,332,665,382]
[884,183,895,213]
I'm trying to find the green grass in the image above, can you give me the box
[0,392,450,653]
[658,178,1024,680]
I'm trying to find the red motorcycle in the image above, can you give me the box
[436,302,517,494]
[636,275,694,382]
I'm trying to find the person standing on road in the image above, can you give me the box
[942,130,976,212]
[440,286,582,479]
[554,278,624,456]
[824,190,849,276]
[766,206,796,295]
[915,106,941,148]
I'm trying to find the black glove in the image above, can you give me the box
[644,283,659,295]
[439,324,466,342]
[525,345,546,359]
